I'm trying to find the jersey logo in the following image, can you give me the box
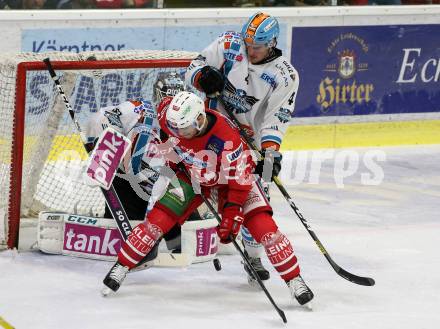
[226,143,243,163]
[275,107,292,124]
[103,108,123,129]
[260,72,277,88]
[282,60,296,81]
[223,80,259,114]
[206,135,225,155]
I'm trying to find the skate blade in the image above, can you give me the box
[247,276,262,290]
[101,286,114,297]
[303,301,313,311]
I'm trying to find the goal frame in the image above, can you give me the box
[7,58,192,249]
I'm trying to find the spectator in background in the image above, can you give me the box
[402,0,439,3]
[23,0,74,8]
[233,0,328,5]
[1,0,22,8]
[368,0,401,4]
[23,0,94,9]
[93,0,153,7]
[93,0,122,7]
[124,0,154,7]
[349,0,438,3]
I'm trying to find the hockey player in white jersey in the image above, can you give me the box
[86,99,164,215]
[85,72,192,255]
[185,12,303,286]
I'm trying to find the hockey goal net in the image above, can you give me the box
[0,50,197,249]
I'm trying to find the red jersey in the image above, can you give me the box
[157,97,255,206]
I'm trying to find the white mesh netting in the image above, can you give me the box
[0,50,197,247]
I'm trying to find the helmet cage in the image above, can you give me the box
[153,72,185,103]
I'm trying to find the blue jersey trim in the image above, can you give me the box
[261,135,282,144]
[208,98,218,110]
[130,108,156,174]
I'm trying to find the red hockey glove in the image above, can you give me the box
[217,203,244,244]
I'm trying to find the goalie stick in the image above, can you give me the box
[177,164,287,324]
[218,95,375,287]
[45,59,197,279]
[43,58,133,240]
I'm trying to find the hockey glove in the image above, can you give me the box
[194,66,225,97]
[217,203,244,244]
[255,149,282,182]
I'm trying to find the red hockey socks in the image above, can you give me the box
[261,230,300,282]
[118,222,163,269]
[245,211,300,282]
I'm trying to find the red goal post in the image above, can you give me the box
[0,50,197,249]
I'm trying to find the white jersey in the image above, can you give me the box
[185,31,299,149]
[85,100,161,176]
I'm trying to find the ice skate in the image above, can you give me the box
[287,275,314,308]
[102,261,129,296]
[243,249,270,285]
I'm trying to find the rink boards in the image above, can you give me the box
[2,118,440,164]
[282,119,440,150]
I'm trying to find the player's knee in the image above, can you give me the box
[146,207,180,234]
[243,211,278,243]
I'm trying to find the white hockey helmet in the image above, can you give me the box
[166,91,206,136]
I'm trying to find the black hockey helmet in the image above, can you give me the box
[153,71,185,104]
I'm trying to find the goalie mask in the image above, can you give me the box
[153,71,185,104]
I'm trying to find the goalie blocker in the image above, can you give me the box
[37,212,218,267]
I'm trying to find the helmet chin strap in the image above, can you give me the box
[195,113,208,136]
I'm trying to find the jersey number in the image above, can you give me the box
[288,91,296,106]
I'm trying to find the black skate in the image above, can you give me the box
[287,275,314,307]
[243,250,270,284]
[102,261,129,296]
[131,240,160,272]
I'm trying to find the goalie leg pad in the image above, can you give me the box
[181,217,218,264]
[118,222,163,268]
[38,212,124,261]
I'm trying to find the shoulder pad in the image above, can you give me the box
[218,31,243,48]
[218,31,242,40]
[218,32,244,64]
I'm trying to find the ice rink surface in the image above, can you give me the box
[1,145,439,329]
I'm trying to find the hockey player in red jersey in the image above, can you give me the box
[102,91,313,306]
[185,12,300,284]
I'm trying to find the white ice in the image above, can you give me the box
[1,145,439,329]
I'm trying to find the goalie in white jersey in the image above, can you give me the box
[185,12,300,283]
[85,72,196,254]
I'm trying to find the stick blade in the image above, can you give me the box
[278,309,287,323]
[337,267,375,286]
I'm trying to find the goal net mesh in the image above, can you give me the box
[0,50,197,248]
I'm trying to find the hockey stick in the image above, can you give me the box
[177,165,287,324]
[45,59,193,271]
[218,97,375,287]
[43,58,133,241]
